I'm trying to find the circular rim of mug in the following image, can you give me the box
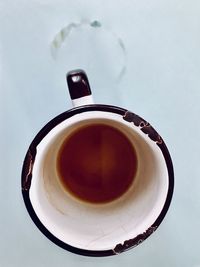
[21,104,174,257]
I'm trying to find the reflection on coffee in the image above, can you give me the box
[57,123,138,204]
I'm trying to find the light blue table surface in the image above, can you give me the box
[1,0,200,266]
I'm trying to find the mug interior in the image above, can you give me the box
[29,111,169,251]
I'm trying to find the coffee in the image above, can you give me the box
[56,123,138,204]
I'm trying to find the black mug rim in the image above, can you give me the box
[21,104,174,257]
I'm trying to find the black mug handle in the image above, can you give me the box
[66,69,94,107]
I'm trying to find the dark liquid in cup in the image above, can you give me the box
[57,123,138,204]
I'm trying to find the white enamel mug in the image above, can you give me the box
[21,70,174,256]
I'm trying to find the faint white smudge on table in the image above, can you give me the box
[50,19,127,83]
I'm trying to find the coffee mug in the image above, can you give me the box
[21,70,174,257]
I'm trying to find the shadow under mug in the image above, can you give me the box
[21,70,174,257]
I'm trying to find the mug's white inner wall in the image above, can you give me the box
[30,111,168,251]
